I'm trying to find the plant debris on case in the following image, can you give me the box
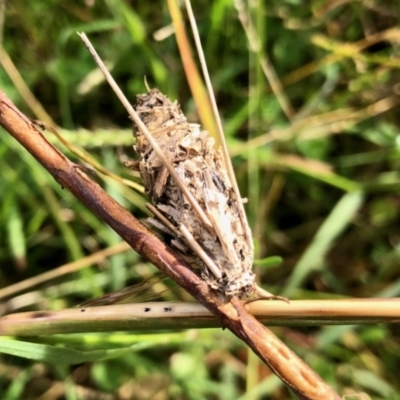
[129,89,256,300]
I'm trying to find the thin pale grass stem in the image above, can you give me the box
[35,122,144,193]
[233,0,295,120]
[179,224,222,279]
[0,47,55,126]
[0,242,131,300]
[166,0,217,139]
[230,95,399,156]
[78,32,213,231]
[183,0,253,245]
[1,298,400,336]
[282,27,398,87]
[145,203,181,236]
[0,0,5,45]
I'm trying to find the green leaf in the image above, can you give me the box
[253,256,283,268]
[283,191,364,296]
[6,199,26,267]
[0,338,154,365]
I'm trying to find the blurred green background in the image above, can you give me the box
[1,0,400,399]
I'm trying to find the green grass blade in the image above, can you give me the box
[0,338,154,365]
[283,191,364,296]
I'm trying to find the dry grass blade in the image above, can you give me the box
[165,0,218,140]
[1,298,399,336]
[0,242,131,301]
[34,122,144,193]
[0,46,55,126]
[183,0,253,239]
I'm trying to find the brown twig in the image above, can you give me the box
[0,91,340,399]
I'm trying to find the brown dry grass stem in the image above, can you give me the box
[0,91,340,399]
[0,298,399,336]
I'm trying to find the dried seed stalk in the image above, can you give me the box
[130,89,255,299]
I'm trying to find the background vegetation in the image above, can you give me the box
[1,0,400,398]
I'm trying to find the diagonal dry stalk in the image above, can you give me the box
[0,91,341,399]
